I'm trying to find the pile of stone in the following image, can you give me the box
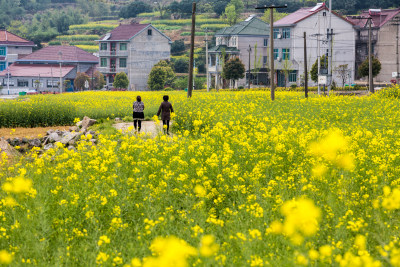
[1,116,98,156]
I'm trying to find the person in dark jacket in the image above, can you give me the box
[132,96,145,132]
[157,95,174,134]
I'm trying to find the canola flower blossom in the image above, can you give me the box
[1,89,400,265]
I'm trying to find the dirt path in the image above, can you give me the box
[113,121,170,137]
[0,126,70,139]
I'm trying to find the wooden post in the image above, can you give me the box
[304,32,308,98]
[368,18,374,93]
[187,2,196,98]
[270,8,275,100]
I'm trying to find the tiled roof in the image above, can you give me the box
[0,30,35,46]
[0,64,75,78]
[208,45,240,53]
[347,8,400,28]
[275,4,354,26]
[18,46,98,63]
[216,16,269,36]
[102,23,150,41]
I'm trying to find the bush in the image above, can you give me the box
[375,85,400,98]
[49,41,62,45]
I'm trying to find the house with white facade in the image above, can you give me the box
[98,23,171,90]
[210,16,270,88]
[0,30,35,72]
[348,8,400,84]
[274,3,356,87]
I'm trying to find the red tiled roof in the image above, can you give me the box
[275,4,354,26]
[347,8,400,28]
[0,64,75,78]
[19,46,98,63]
[0,30,35,46]
[102,23,150,41]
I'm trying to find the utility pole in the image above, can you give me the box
[205,28,210,92]
[7,66,9,95]
[187,2,196,98]
[58,51,63,94]
[317,11,321,95]
[256,4,288,101]
[327,0,333,94]
[247,45,252,90]
[368,18,374,93]
[304,32,308,98]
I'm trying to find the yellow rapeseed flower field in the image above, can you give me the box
[1,88,400,266]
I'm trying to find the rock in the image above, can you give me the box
[29,139,42,147]
[44,144,54,150]
[68,140,75,146]
[90,139,97,145]
[76,121,83,128]
[11,138,21,147]
[48,132,62,143]
[115,117,121,121]
[60,132,80,145]
[69,126,79,132]
[0,138,21,157]
[67,146,76,151]
[89,130,96,135]
[80,116,97,130]
[21,138,29,144]
[46,130,55,135]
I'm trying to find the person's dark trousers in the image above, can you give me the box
[163,120,170,134]
[133,120,142,132]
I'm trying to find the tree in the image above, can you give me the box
[113,72,129,89]
[93,71,106,90]
[119,1,153,19]
[310,55,327,83]
[261,10,288,23]
[173,58,189,73]
[282,57,293,88]
[212,0,230,16]
[75,72,90,91]
[358,56,381,78]
[222,57,245,88]
[334,64,350,87]
[148,60,175,90]
[153,0,173,18]
[171,39,185,55]
[222,4,237,26]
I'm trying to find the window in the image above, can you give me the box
[17,80,29,87]
[289,70,297,82]
[0,47,5,56]
[263,56,268,66]
[119,58,127,68]
[0,62,5,71]
[3,79,14,86]
[282,28,291,39]
[120,43,127,51]
[273,49,279,60]
[148,29,152,36]
[282,48,290,60]
[263,38,268,47]
[273,28,280,39]
[100,43,108,51]
[100,58,107,67]
[47,80,58,88]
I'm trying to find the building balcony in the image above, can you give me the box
[357,35,378,43]
[99,50,129,57]
[98,66,128,74]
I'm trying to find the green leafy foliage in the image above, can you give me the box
[119,1,153,19]
[113,72,129,89]
[358,56,382,78]
[222,57,245,80]
[148,60,175,90]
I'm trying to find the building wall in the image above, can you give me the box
[275,10,356,87]
[375,14,400,83]
[5,46,33,64]
[237,35,269,86]
[128,27,171,90]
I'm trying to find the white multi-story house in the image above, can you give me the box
[209,16,270,88]
[274,3,356,87]
[0,30,35,72]
[98,23,171,90]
